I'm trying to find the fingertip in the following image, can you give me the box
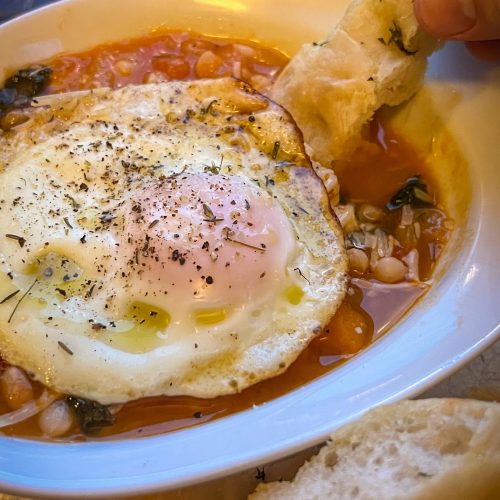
[414,0,477,39]
[414,0,434,36]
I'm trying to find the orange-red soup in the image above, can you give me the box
[0,32,452,440]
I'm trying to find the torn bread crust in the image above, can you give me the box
[250,399,500,500]
[270,0,441,165]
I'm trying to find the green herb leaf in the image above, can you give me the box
[0,88,17,112]
[67,396,114,434]
[387,175,434,210]
[381,22,417,56]
[5,66,53,98]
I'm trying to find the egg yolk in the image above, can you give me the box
[116,172,297,327]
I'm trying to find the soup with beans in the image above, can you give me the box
[0,32,452,440]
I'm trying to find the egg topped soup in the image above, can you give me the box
[0,32,451,440]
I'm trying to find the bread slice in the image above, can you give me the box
[249,399,500,500]
[270,0,440,165]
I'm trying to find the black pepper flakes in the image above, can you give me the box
[271,141,280,160]
[58,340,74,356]
[255,467,266,481]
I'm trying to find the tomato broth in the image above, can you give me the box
[0,32,452,440]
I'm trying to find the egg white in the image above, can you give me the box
[0,79,347,403]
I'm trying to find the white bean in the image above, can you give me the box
[0,366,34,410]
[195,50,223,78]
[234,43,256,58]
[403,249,420,282]
[144,71,168,84]
[250,74,272,91]
[334,204,359,233]
[37,400,74,437]
[232,60,242,79]
[373,257,407,283]
[347,248,369,274]
[358,204,383,223]
[114,59,134,76]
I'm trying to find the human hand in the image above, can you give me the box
[414,0,500,60]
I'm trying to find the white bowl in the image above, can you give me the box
[0,0,499,497]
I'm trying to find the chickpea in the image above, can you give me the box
[37,400,74,437]
[347,248,369,274]
[373,257,407,283]
[0,366,34,410]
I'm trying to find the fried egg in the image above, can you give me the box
[0,79,347,403]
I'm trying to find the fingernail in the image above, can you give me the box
[417,0,477,38]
